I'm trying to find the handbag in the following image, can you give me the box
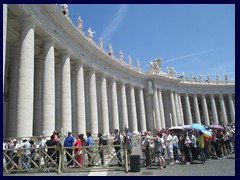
[78,150,83,155]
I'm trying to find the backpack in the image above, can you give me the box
[103,138,108,145]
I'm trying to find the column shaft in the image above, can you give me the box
[42,39,55,135]
[3,4,7,92]
[228,94,235,123]
[174,92,181,126]
[100,75,109,135]
[193,94,201,124]
[120,83,128,131]
[178,94,184,126]
[76,63,86,135]
[138,88,147,131]
[111,80,119,130]
[170,91,177,126]
[61,53,72,132]
[16,21,35,137]
[153,89,161,128]
[210,94,219,124]
[202,94,210,125]
[89,70,98,135]
[7,45,20,137]
[185,94,193,125]
[145,91,154,130]
[158,90,166,128]
[129,86,138,133]
[219,94,228,125]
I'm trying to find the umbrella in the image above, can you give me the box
[182,125,192,131]
[190,123,206,132]
[169,126,184,131]
[203,130,212,139]
[208,124,224,130]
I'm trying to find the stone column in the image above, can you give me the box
[153,89,161,128]
[178,94,184,126]
[7,45,20,137]
[61,51,72,132]
[110,79,119,130]
[42,38,55,135]
[158,90,166,128]
[174,92,181,126]
[33,56,43,136]
[145,91,154,131]
[129,85,138,134]
[202,94,210,125]
[3,4,7,92]
[100,75,110,135]
[76,63,86,135]
[193,94,201,124]
[210,94,219,124]
[16,20,35,137]
[219,94,228,125]
[138,87,147,131]
[228,94,235,123]
[170,91,177,126]
[88,69,98,135]
[119,82,128,131]
[185,93,193,125]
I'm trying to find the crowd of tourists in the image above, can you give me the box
[3,129,133,171]
[140,123,235,169]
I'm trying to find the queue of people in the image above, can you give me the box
[140,123,235,169]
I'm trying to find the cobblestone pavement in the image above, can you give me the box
[4,153,235,176]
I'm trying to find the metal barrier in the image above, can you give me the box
[3,143,129,174]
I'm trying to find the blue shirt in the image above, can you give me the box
[64,136,74,147]
[86,137,93,149]
[127,132,133,147]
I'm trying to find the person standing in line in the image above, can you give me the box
[112,129,122,167]
[165,130,175,165]
[189,131,198,161]
[74,134,83,167]
[141,131,152,167]
[148,131,165,170]
[22,139,31,169]
[126,129,133,160]
[86,132,94,167]
[64,132,74,167]
[172,131,180,163]
[196,131,205,164]
[98,133,104,165]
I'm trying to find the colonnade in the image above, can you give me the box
[3,5,235,138]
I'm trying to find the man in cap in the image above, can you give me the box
[64,131,74,167]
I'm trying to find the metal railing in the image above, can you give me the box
[3,143,129,174]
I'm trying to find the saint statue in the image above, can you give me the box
[61,4,69,16]
[87,27,95,40]
[109,44,113,56]
[181,72,186,79]
[190,73,194,80]
[137,59,140,69]
[225,73,228,81]
[99,37,103,48]
[77,16,83,31]
[216,74,220,81]
[207,73,211,82]
[128,55,132,65]
[199,74,202,82]
[150,61,154,70]
[119,50,123,60]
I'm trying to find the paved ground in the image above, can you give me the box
[4,144,235,176]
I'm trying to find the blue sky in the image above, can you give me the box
[64,4,235,80]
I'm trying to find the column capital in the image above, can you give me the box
[61,50,71,58]
[21,16,38,29]
[43,36,55,46]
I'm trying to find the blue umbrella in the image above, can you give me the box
[190,123,206,132]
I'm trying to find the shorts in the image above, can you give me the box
[155,151,162,158]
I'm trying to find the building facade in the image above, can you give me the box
[3,4,235,138]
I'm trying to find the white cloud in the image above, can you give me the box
[102,4,128,47]
[163,50,213,63]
